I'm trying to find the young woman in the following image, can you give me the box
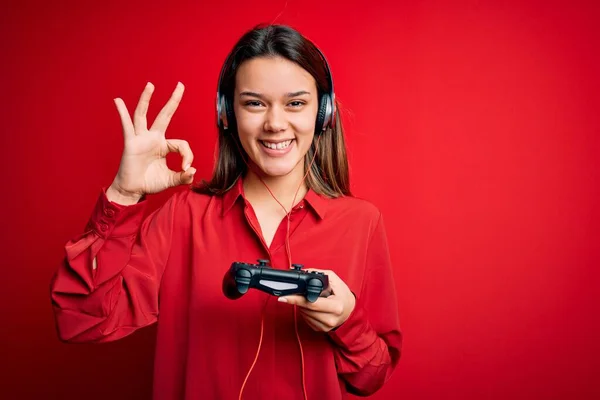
[50,24,403,400]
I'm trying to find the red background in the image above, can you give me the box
[1,0,598,399]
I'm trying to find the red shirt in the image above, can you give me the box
[50,177,403,399]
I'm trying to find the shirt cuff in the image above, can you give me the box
[86,188,148,238]
[327,302,378,350]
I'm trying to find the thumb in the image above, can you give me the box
[171,166,196,186]
[278,295,307,306]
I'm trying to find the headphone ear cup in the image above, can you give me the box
[316,93,330,134]
[225,95,236,131]
[217,94,226,129]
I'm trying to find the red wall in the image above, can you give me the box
[1,0,598,398]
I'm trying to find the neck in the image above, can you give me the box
[243,163,308,213]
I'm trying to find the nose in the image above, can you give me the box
[263,105,288,132]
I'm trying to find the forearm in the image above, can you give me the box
[51,239,160,343]
[50,188,165,343]
[328,304,402,396]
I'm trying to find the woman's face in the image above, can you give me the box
[233,56,319,178]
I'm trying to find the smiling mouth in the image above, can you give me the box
[260,139,294,150]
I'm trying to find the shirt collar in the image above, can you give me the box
[221,177,244,217]
[221,177,328,219]
[303,186,327,220]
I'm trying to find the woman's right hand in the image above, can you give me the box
[107,82,196,205]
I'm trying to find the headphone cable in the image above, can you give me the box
[234,134,322,400]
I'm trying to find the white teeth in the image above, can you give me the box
[261,140,292,150]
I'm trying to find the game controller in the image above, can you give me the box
[222,259,332,303]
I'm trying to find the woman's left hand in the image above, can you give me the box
[277,269,356,332]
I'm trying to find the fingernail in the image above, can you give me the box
[278,297,288,303]
[184,164,190,171]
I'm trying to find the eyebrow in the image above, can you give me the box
[239,90,311,98]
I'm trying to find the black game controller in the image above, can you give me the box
[222,259,332,303]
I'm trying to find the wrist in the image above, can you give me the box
[106,184,143,205]
[334,292,357,331]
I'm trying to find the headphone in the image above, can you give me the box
[216,46,336,134]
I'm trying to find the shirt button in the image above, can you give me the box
[104,208,115,218]
[100,223,108,232]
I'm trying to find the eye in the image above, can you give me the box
[244,100,263,107]
[288,101,306,108]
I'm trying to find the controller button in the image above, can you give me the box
[308,278,323,288]
[237,270,251,278]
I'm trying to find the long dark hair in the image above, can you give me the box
[193,24,351,198]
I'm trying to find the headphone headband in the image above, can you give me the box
[313,46,336,131]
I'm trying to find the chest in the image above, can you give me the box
[164,201,370,307]
[252,207,290,249]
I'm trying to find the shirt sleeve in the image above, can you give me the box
[327,212,403,396]
[49,188,178,343]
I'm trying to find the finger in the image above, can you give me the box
[113,98,134,139]
[166,139,194,171]
[169,166,197,187]
[150,82,185,133]
[278,295,307,305]
[279,294,343,314]
[301,297,344,317]
[299,312,329,332]
[299,309,339,331]
[133,82,155,133]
